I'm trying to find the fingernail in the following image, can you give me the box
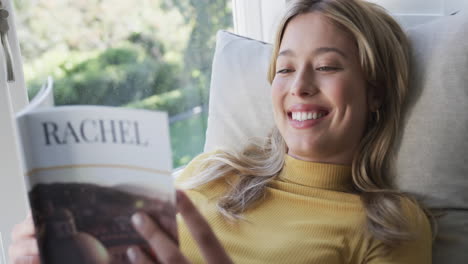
[126,247,138,263]
[131,213,145,228]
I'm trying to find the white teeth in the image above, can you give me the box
[291,111,326,121]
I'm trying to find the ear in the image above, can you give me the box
[367,84,383,112]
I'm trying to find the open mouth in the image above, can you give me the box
[287,110,329,121]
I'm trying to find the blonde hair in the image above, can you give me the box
[181,0,428,246]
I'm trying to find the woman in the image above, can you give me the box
[10,0,433,263]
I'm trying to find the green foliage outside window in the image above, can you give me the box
[15,0,232,168]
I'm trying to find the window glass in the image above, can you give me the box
[14,0,233,168]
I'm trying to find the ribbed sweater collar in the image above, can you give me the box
[278,154,354,192]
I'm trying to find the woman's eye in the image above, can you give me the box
[276,69,293,74]
[316,66,340,71]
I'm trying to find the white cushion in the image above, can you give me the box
[395,9,468,210]
[395,9,468,264]
[204,31,274,152]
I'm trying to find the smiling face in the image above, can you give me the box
[272,12,374,165]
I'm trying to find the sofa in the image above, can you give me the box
[203,7,468,264]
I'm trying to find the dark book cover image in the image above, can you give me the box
[29,182,177,264]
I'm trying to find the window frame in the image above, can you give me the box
[232,0,287,42]
[233,0,467,39]
[0,0,30,257]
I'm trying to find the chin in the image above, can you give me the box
[286,141,324,161]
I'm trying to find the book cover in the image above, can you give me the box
[16,78,176,264]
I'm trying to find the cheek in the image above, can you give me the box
[321,78,355,106]
[271,77,288,110]
[322,75,367,107]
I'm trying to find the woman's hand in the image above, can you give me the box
[9,214,40,264]
[128,190,233,264]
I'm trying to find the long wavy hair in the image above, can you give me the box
[180,0,428,246]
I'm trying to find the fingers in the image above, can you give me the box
[126,246,153,264]
[131,212,188,264]
[9,238,39,258]
[176,190,233,264]
[9,214,40,264]
[11,215,35,241]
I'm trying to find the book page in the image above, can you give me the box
[16,77,54,116]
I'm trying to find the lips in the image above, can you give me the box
[289,111,328,121]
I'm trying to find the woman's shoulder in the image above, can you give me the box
[400,197,430,222]
[359,197,433,263]
[400,197,433,242]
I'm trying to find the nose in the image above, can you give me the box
[290,68,318,97]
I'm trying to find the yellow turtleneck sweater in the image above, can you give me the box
[175,152,432,264]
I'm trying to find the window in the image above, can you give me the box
[15,0,233,168]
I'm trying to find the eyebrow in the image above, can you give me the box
[278,47,348,59]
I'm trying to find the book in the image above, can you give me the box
[16,77,176,264]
